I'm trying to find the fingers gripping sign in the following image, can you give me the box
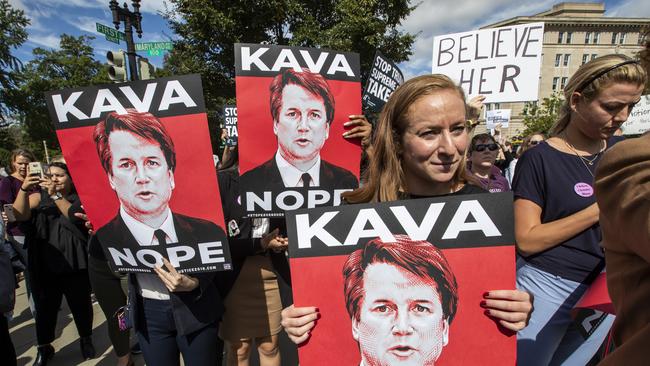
[154,257,199,292]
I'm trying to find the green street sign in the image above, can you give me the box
[148,49,162,56]
[96,23,126,42]
[135,42,173,52]
[105,35,121,44]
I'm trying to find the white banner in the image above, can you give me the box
[486,109,511,129]
[621,95,650,135]
[432,22,544,103]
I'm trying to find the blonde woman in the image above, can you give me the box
[513,54,646,365]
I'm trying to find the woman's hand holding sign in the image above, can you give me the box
[262,228,288,253]
[281,305,319,344]
[481,289,533,332]
[343,115,372,150]
[154,258,199,292]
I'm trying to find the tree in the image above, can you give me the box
[0,0,29,125]
[521,93,564,136]
[162,0,415,147]
[7,34,110,153]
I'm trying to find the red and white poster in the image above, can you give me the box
[286,192,516,365]
[45,75,231,274]
[235,43,362,217]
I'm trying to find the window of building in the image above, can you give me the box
[563,54,570,67]
[558,31,564,43]
[561,77,568,90]
[612,32,618,45]
[619,33,626,44]
[593,32,600,44]
[555,54,561,67]
[552,77,559,91]
[585,32,592,43]
[592,54,598,60]
[566,32,572,43]
[582,54,589,65]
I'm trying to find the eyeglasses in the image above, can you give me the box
[474,143,499,152]
[530,140,542,145]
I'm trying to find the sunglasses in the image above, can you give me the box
[530,140,542,145]
[474,143,499,152]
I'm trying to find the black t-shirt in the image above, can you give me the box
[512,137,623,283]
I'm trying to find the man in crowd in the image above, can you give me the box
[342,235,459,366]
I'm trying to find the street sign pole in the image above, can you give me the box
[108,0,143,81]
[123,16,138,81]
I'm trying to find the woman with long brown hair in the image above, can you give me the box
[280,74,533,349]
[513,54,646,365]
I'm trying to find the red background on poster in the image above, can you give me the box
[289,246,516,365]
[236,76,362,176]
[55,113,225,229]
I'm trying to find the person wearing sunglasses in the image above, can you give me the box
[505,133,545,186]
[466,133,510,193]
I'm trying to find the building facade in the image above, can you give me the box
[476,2,648,138]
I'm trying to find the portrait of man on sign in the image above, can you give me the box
[92,109,227,272]
[343,235,459,366]
[240,68,358,190]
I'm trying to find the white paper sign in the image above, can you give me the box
[621,95,650,135]
[486,109,511,129]
[432,22,544,103]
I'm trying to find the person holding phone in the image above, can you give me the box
[12,162,95,366]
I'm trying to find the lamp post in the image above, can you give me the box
[109,0,143,81]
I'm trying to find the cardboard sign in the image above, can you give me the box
[432,23,544,103]
[287,192,516,365]
[223,105,238,146]
[362,50,404,112]
[621,95,650,135]
[486,109,511,129]
[235,43,362,218]
[45,75,232,274]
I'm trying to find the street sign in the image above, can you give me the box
[135,42,173,56]
[96,23,126,45]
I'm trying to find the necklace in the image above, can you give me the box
[563,139,604,178]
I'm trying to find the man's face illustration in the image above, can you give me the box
[274,83,329,164]
[107,130,175,221]
[352,262,449,366]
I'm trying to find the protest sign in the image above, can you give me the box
[432,22,544,103]
[486,109,511,129]
[361,50,404,112]
[45,75,232,274]
[235,43,362,218]
[621,95,650,135]
[223,105,238,146]
[286,192,516,365]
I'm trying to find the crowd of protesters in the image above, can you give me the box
[1,50,649,366]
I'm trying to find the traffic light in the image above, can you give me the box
[138,58,155,80]
[107,50,127,82]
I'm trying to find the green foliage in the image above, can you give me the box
[522,93,564,136]
[162,0,415,148]
[5,34,111,152]
[0,0,30,125]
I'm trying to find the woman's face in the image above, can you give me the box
[12,155,31,178]
[469,137,498,170]
[400,89,468,195]
[48,166,71,193]
[571,82,644,140]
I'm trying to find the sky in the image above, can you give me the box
[8,0,650,79]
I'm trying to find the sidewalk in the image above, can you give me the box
[9,278,145,366]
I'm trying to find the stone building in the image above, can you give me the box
[475,2,648,138]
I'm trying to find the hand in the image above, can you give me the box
[1,211,8,225]
[467,95,486,121]
[281,305,319,344]
[154,258,199,292]
[21,174,41,191]
[481,290,532,332]
[343,115,372,149]
[74,209,94,235]
[261,228,288,253]
[39,176,57,196]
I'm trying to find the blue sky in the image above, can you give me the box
[8,0,650,78]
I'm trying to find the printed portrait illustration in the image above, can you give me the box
[240,68,358,190]
[92,109,226,266]
[343,235,459,366]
